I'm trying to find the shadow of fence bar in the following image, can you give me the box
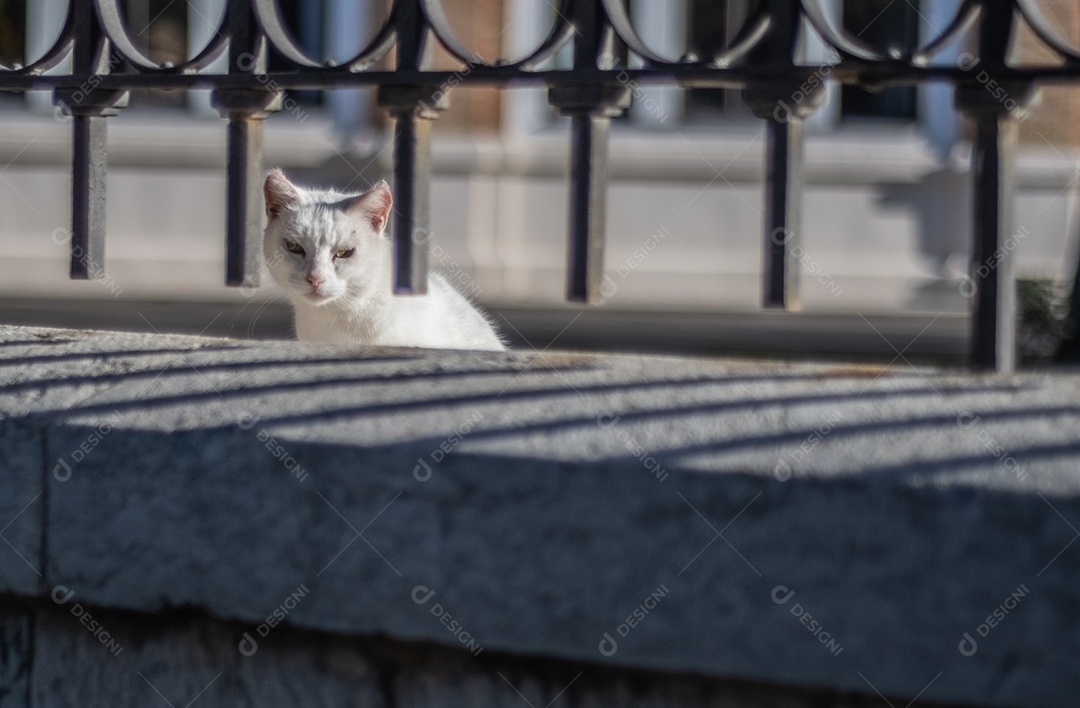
[4,0,1080,371]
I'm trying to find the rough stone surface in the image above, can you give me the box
[0,418,42,596]
[1,324,1079,706]
[0,607,30,708]
[31,605,387,707]
[17,602,959,707]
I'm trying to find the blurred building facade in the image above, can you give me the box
[0,0,1077,314]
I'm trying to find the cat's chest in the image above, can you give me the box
[294,303,381,344]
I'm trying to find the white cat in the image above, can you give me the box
[262,169,504,351]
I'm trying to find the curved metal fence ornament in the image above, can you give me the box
[0,11,74,75]
[1015,0,1080,62]
[11,1,1080,85]
[95,0,229,73]
[913,0,981,66]
[4,0,1080,370]
[422,0,575,70]
[601,0,772,68]
[252,0,396,71]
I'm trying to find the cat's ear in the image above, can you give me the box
[347,180,393,234]
[264,169,300,220]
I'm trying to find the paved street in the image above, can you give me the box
[0,297,969,363]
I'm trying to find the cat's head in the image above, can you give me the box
[262,169,393,307]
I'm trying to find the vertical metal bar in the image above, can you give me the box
[745,0,810,311]
[970,116,1017,372]
[558,0,619,304]
[65,0,112,280]
[763,116,802,309]
[227,0,265,72]
[567,115,609,303]
[71,0,103,72]
[1058,225,1080,360]
[394,0,428,71]
[392,115,431,294]
[961,1,1021,373]
[383,0,433,295]
[217,0,269,288]
[70,115,107,280]
[225,116,264,287]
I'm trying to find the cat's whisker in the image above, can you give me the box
[223,278,281,339]
[247,297,277,339]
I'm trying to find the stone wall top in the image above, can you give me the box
[1,325,1078,706]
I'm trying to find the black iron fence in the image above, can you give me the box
[3,0,1080,371]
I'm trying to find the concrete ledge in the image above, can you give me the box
[0,297,970,358]
[1,324,1079,706]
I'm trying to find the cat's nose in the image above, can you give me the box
[307,274,324,288]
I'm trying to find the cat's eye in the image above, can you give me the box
[334,248,355,260]
[283,239,305,256]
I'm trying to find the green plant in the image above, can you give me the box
[1017,278,1067,362]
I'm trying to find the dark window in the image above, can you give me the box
[267,0,324,110]
[684,0,761,121]
[118,0,325,111]
[0,0,25,68]
[0,0,26,106]
[840,0,919,122]
[120,0,191,108]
